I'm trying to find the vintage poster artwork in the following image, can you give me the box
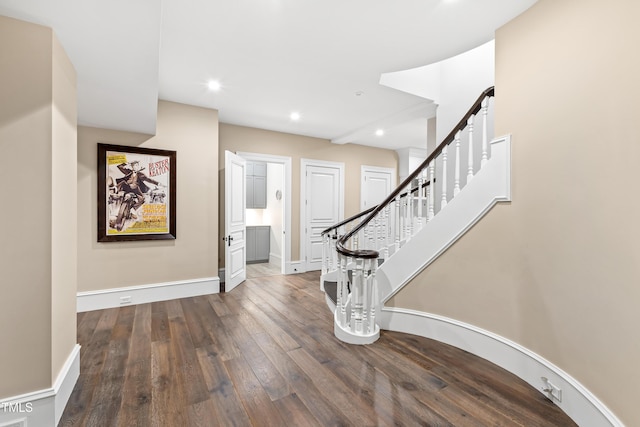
[106,151,170,235]
[98,144,176,242]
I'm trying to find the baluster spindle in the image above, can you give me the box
[364,223,369,249]
[467,115,475,182]
[338,255,348,326]
[428,160,435,220]
[333,234,339,272]
[384,205,390,259]
[441,145,448,208]
[373,218,378,249]
[454,131,461,196]
[322,234,327,274]
[400,197,407,242]
[362,261,369,334]
[352,259,364,334]
[363,224,369,250]
[328,236,332,273]
[481,98,489,167]
[406,184,413,238]
[369,261,377,333]
[402,195,408,240]
[417,169,424,229]
[394,198,400,249]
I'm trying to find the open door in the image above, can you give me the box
[224,151,246,291]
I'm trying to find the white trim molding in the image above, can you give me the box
[77,277,220,312]
[0,344,80,427]
[268,253,282,267]
[379,308,623,427]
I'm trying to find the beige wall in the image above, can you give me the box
[77,101,219,293]
[51,30,78,384]
[389,0,640,425]
[0,16,77,397]
[219,123,398,267]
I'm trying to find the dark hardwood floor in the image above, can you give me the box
[60,272,577,426]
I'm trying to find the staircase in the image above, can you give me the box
[320,87,511,344]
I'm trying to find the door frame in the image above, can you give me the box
[300,158,345,272]
[237,152,292,275]
[360,165,397,211]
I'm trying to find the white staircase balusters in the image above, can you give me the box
[481,98,489,167]
[417,170,424,229]
[428,159,435,221]
[351,258,364,334]
[467,115,475,182]
[441,145,448,208]
[338,255,348,327]
[322,233,328,274]
[406,184,413,239]
[394,197,400,249]
[368,260,377,333]
[321,87,495,345]
[383,205,390,259]
[454,131,461,196]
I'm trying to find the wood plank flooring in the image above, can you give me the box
[60,272,577,426]
[246,262,281,279]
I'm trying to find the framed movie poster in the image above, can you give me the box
[97,143,177,242]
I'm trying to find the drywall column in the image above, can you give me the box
[0,13,78,422]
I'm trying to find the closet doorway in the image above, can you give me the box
[237,152,292,279]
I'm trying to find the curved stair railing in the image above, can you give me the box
[321,87,495,344]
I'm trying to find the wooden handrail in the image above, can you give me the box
[335,86,494,259]
[320,179,435,236]
[321,206,377,237]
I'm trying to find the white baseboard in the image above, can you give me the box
[334,317,380,345]
[268,253,282,267]
[54,344,80,424]
[379,307,623,427]
[0,344,80,427]
[285,260,305,275]
[77,277,220,312]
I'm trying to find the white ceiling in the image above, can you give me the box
[0,0,537,150]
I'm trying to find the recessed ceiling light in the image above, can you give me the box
[207,80,221,91]
[290,112,301,121]
[375,129,385,137]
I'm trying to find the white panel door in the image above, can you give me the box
[225,151,246,291]
[303,161,343,271]
[361,166,396,210]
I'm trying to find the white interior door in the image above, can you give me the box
[302,160,344,271]
[224,151,246,291]
[361,166,396,210]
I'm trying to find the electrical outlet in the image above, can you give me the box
[541,377,562,402]
[120,296,132,305]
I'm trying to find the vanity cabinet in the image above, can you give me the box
[246,225,270,263]
[246,161,267,209]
